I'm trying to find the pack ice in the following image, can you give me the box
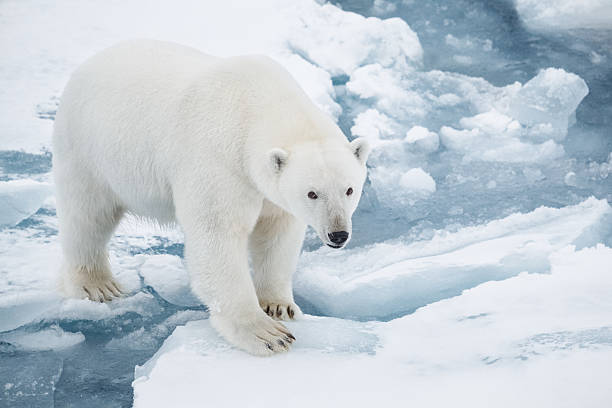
[1,0,611,406]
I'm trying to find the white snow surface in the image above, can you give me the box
[133,244,612,407]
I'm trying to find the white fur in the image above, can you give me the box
[52,40,370,355]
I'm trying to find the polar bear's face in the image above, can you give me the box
[269,138,370,249]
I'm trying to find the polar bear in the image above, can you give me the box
[52,40,370,355]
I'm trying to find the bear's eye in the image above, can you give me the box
[346,187,353,196]
[307,191,318,200]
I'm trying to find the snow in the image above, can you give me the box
[133,244,612,407]
[1,0,611,405]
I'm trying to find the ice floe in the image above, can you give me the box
[0,325,84,351]
[0,180,52,227]
[133,244,612,407]
[294,197,611,320]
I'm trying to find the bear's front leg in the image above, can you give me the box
[176,193,295,356]
[250,201,306,321]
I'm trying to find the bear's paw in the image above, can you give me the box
[210,311,295,356]
[61,269,123,302]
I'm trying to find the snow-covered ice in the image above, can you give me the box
[133,244,612,407]
[294,197,611,320]
[1,0,611,406]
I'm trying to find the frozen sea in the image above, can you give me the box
[1,0,611,407]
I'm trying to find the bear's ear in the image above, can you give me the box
[350,138,371,165]
[268,148,288,174]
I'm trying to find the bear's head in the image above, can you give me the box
[267,138,370,249]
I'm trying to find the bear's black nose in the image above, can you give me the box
[328,231,349,245]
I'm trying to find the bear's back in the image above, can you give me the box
[53,40,340,207]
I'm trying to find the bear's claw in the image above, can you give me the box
[213,311,295,356]
[260,301,302,321]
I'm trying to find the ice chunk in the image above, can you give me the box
[404,126,439,153]
[347,66,587,166]
[0,225,63,331]
[288,4,422,76]
[350,109,397,147]
[399,168,436,195]
[133,245,612,407]
[369,167,436,206]
[294,197,611,320]
[515,0,612,30]
[1,325,84,351]
[140,254,200,307]
[56,292,161,322]
[347,64,428,120]
[0,295,60,333]
[0,219,150,330]
[437,69,586,165]
[506,68,589,141]
[439,110,565,163]
[0,179,52,226]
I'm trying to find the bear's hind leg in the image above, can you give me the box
[250,201,306,321]
[55,165,124,302]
